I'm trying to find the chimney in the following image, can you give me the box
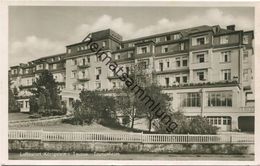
[227,25,235,31]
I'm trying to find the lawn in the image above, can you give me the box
[8,113,30,121]
[9,122,133,133]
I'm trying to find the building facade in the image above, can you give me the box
[9,25,254,131]
[9,53,66,112]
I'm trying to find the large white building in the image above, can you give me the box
[9,25,254,131]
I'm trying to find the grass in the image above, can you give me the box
[9,113,30,121]
[9,122,133,133]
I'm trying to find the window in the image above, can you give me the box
[155,37,161,43]
[165,77,169,87]
[97,56,102,62]
[162,45,168,53]
[221,51,231,62]
[128,52,133,58]
[112,82,116,88]
[173,34,181,40]
[243,69,249,81]
[207,117,231,126]
[180,43,185,50]
[126,67,130,75]
[68,48,71,54]
[87,57,90,63]
[96,82,101,89]
[167,61,170,68]
[102,41,107,47]
[222,69,231,80]
[182,59,188,67]
[128,43,134,47]
[73,85,77,90]
[243,51,249,62]
[175,76,180,83]
[96,68,101,80]
[53,64,57,70]
[74,59,77,65]
[81,58,86,65]
[71,71,76,78]
[180,93,201,107]
[77,47,80,52]
[84,45,88,50]
[159,63,164,71]
[183,76,188,83]
[81,71,86,78]
[165,35,171,41]
[25,101,29,108]
[197,54,205,63]
[176,58,181,67]
[208,91,232,107]
[115,54,120,60]
[220,35,229,44]
[243,35,249,44]
[141,47,147,54]
[197,37,205,45]
[138,61,148,69]
[197,71,205,81]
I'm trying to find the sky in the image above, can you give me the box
[9,6,254,67]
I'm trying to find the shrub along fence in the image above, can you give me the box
[9,130,254,144]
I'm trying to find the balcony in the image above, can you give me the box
[77,76,89,82]
[239,106,254,112]
[19,84,34,90]
[155,67,189,75]
[77,63,90,69]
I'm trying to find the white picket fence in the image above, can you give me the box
[8,130,254,143]
[8,130,254,144]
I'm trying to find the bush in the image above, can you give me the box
[155,111,219,134]
[29,114,42,119]
[122,116,130,126]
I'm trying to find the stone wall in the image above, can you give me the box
[9,140,254,154]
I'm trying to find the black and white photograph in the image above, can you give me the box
[1,1,259,165]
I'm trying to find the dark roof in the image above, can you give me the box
[31,53,66,62]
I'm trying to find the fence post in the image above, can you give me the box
[141,132,143,143]
[40,129,44,141]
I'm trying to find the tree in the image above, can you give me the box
[8,78,20,113]
[116,87,138,129]
[37,92,46,113]
[29,70,63,115]
[29,95,38,113]
[135,84,172,132]
[71,90,118,126]
[116,63,153,129]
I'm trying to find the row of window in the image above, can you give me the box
[179,91,233,107]
[124,34,249,49]
[115,51,134,60]
[207,116,231,125]
[164,75,188,86]
[71,82,101,90]
[68,41,107,54]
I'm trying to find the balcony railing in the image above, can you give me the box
[77,76,89,81]
[78,63,90,68]
[239,106,254,112]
